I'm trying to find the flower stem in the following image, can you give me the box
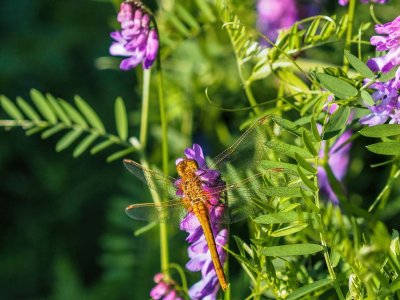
[157,48,170,275]
[139,69,151,148]
[343,0,357,72]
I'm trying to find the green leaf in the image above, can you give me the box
[74,96,105,133]
[380,66,398,82]
[302,131,318,156]
[295,153,317,174]
[134,222,158,236]
[0,95,24,120]
[322,106,350,140]
[263,186,301,198]
[360,90,375,106]
[261,243,323,256]
[305,18,320,44]
[359,124,400,138]
[56,129,83,152]
[91,139,115,155]
[261,160,299,174]
[266,139,313,159]
[270,115,307,136]
[301,189,320,212]
[46,94,71,125]
[17,97,41,122]
[175,4,200,32]
[195,0,215,22]
[41,124,65,139]
[255,212,310,224]
[271,223,308,237]
[30,89,57,124]
[115,97,128,141]
[106,147,136,162]
[73,133,98,158]
[59,100,88,128]
[287,279,332,300]
[316,73,358,99]
[26,126,45,136]
[311,118,322,142]
[297,167,318,191]
[366,142,400,155]
[344,50,375,78]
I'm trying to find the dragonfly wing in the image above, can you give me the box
[123,159,177,199]
[209,116,275,181]
[125,199,188,226]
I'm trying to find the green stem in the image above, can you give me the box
[156,41,170,275]
[312,113,345,300]
[139,69,151,149]
[343,0,357,72]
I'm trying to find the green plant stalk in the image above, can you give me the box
[157,49,170,276]
[313,113,345,300]
[343,0,357,72]
[139,69,151,149]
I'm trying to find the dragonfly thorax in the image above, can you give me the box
[176,159,199,177]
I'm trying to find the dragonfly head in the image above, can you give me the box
[176,159,199,177]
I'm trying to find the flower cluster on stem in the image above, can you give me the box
[150,273,183,300]
[110,1,159,70]
[361,16,400,125]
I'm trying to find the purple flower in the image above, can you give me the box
[257,0,299,43]
[318,130,352,204]
[176,144,228,300]
[150,273,183,300]
[109,1,159,70]
[366,16,400,81]
[360,79,400,125]
[339,0,388,6]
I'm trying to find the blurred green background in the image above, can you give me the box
[1,0,400,299]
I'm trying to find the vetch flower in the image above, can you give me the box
[110,1,159,70]
[257,0,299,43]
[360,78,400,125]
[150,273,183,300]
[176,144,228,300]
[256,0,325,45]
[367,16,400,81]
[318,130,352,204]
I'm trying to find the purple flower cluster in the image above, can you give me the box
[256,0,325,44]
[360,16,400,125]
[110,1,159,70]
[257,0,299,43]
[150,273,183,300]
[176,144,228,300]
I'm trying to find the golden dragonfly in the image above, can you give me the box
[124,116,284,291]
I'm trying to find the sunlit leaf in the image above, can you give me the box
[322,106,350,140]
[75,95,105,134]
[359,124,400,138]
[59,100,88,128]
[261,243,323,256]
[366,142,400,155]
[41,124,65,139]
[344,51,375,79]
[263,186,301,197]
[73,133,98,157]
[271,223,309,237]
[56,129,83,152]
[30,89,57,124]
[115,97,128,141]
[316,73,358,99]
[360,90,375,106]
[46,94,71,125]
[0,95,23,120]
[287,279,332,300]
[17,97,41,122]
[255,212,310,224]
[91,139,115,155]
[106,147,136,162]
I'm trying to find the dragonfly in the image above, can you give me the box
[124,116,285,292]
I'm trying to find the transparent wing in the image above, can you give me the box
[210,116,274,181]
[125,199,188,226]
[123,159,177,200]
